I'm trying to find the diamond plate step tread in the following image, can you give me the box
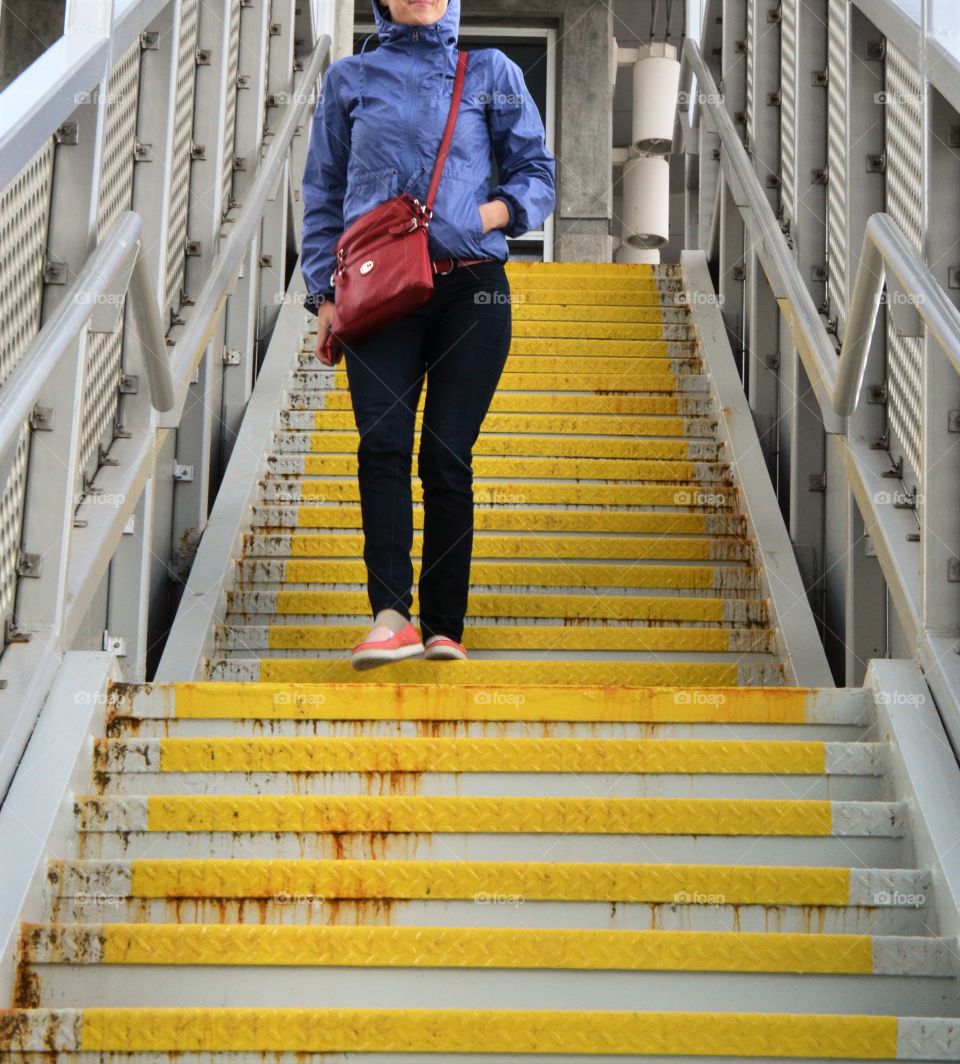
[247,506,749,535]
[215,625,778,655]
[206,660,784,685]
[237,535,755,563]
[281,409,720,436]
[73,795,904,837]
[112,683,872,723]
[255,480,742,508]
[91,737,884,777]
[266,454,732,483]
[4,1007,960,1057]
[19,924,953,977]
[44,859,930,908]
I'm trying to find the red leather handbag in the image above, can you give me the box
[321,49,470,365]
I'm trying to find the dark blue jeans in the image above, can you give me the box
[343,260,512,643]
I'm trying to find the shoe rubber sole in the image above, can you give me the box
[351,641,425,670]
[423,643,468,661]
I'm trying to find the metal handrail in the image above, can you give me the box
[157,34,330,427]
[678,39,960,424]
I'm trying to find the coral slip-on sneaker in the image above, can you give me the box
[350,622,424,670]
[423,634,468,660]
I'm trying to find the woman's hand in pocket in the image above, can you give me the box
[315,298,341,366]
[477,199,510,235]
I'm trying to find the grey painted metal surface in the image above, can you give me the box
[0,652,119,1004]
[155,275,313,681]
[682,251,833,686]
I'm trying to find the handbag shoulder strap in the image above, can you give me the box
[424,49,469,213]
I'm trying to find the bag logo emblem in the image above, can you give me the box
[360,259,375,275]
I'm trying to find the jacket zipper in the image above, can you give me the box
[410,30,420,179]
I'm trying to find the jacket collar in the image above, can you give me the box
[370,0,460,51]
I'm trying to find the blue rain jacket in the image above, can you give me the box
[300,0,556,309]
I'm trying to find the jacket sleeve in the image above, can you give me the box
[487,53,556,239]
[300,59,352,313]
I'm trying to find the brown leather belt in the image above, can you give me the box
[431,256,498,275]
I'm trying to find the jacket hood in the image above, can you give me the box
[370,0,460,51]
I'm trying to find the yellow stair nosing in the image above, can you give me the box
[73,794,901,838]
[25,923,895,976]
[113,682,854,722]
[4,1006,907,1056]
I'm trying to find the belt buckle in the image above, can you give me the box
[434,258,456,276]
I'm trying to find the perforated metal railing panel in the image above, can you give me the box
[0,140,55,389]
[164,0,200,320]
[79,41,144,482]
[779,0,797,226]
[0,422,30,640]
[96,42,142,241]
[826,0,848,337]
[222,0,242,217]
[883,40,924,488]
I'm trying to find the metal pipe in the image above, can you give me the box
[159,34,331,426]
[707,168,722,264]
[127,251,176,412]
[834,213,960,415]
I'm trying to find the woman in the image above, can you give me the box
[301,0,556,669]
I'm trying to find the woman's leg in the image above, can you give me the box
[416,261,513,643]
[343,306,430,623]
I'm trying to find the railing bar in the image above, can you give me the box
[159,34,330,424]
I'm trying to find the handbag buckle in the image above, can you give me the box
[433,259,456,276]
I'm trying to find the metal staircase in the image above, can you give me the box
[212,261,784,684]
[2,262,959,1060]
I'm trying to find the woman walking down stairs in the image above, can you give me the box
[2,262,959,1061]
